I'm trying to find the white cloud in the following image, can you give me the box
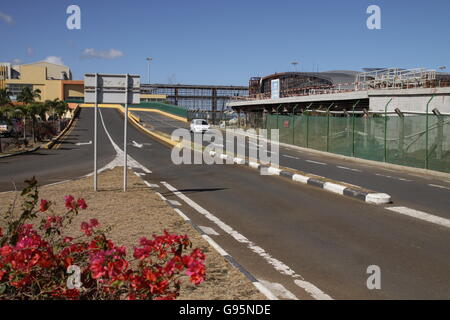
[43,56,65,66]
[0,12,14,25]
[26,47,34,56]
[81,48,124,59]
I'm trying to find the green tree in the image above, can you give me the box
[17,87,41,105]
[0,88,12,153]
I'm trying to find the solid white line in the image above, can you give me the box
[258,280,298,300]
[294,280,333,300]
[253,282,279,300]
[283,155,300,160]
[155,192,167,201]
[428,184,450,190]
[173,208,190,221]
[160,180,331,300]
[305,160,326,165]
[386,206,450,229]
[202,234,228,256]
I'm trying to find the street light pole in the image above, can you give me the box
[146,57,153,84]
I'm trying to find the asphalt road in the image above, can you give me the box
[0,108,116,191]
[120,109,450,299]
[135,111,450,219]
[1,107,449,299]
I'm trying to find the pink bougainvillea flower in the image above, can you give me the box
[39,199,50,212]
[64,195,75,210]
[77,198,88,210]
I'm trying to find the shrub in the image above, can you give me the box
[0,178,205,300]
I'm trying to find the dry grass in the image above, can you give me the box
[0,167,264,300]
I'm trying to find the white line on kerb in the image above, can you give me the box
[428,184,450,190]
[386,206,450,229]
[160,180,332,300]
[305,160,326,165]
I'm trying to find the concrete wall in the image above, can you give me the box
[368,87,450,114]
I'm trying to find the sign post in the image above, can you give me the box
[84,73,140,192]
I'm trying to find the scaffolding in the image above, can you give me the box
[356,68,437,90]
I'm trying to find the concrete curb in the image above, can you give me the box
[222,156,391,205]
[225,127,450,180]
[0,146,41,159]
[263,163,390,204]
[136,169,277,300]
[43,106,80,150]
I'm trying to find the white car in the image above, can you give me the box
[190,119,210,134]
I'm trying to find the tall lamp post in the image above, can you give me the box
[146,57,153,84]
[291,61,299,72]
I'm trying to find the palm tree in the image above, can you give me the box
[28,102,49,142]
[0,88,12,153]
[16,87,41,141]
[17,87,41,105]
[44,98,68,132]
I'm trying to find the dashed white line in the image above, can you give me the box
[160,180,332,300]
[337,166,362,172]
[428,184,450,190]
[386,206,450,229]
[305,160,327,165]
[144,181,159,188]
[283,155,300,160]
[173,208,190,221]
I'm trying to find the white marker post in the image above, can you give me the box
[123,74,129,191]
[84,73,140,192]
[93,73,98,191]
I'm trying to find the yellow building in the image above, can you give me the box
[5,61,71,101]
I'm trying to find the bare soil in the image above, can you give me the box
[0,167,264,300]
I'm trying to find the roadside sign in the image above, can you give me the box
[84,73,141,192]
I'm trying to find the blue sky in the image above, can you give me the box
[0,0,449,85]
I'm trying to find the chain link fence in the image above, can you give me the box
[230,111,449,173]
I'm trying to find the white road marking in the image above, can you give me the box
[97,109,152,174]
[253,282,279,300]
[386,206,450,229]
[376,173,392,178]
[199,226,220,236]
[173,208,190,221]
[144,181,159,188]
[306,160,326,165]
[397,178,412,182]
[75,140,92,146]
[160,181,332,300]
[132,141,143,148]
[283,155,300,160]
[155,192,167,201]
[167,199,181,206]
[294,280,333,300]
[202,234,229,256]
[259,280,298,300]
[337,166,362,172]
[428,184,450,190]
[134,172,145,177]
